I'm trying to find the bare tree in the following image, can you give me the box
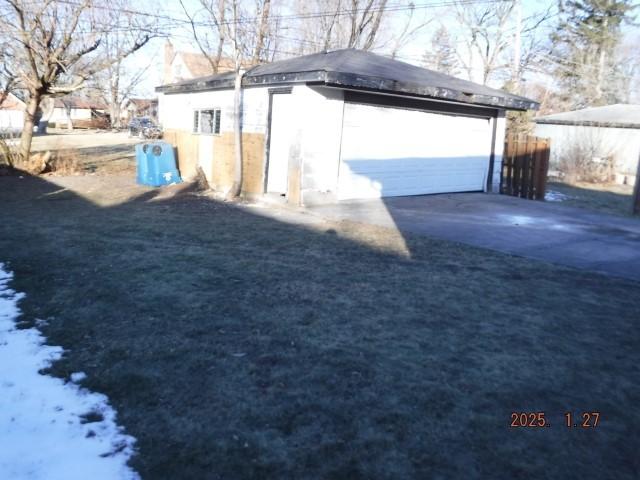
[180,0,276,197]
[453,1,515,85]
[180,0,228,74]
[0,47,16,108]
[293,0,395,53]
[252,0,272,63]
[92,39,155,129]
[0,0,154,168]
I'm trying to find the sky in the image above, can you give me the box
[124,0,639,98]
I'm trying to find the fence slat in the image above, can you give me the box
[501,135,550,201]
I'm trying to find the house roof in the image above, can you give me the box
[156,49,538,111]
[54,98,107,110]
[535,104,640,129]
[180,52,219,78]
[0,92,25,110]
[127,98,158,109]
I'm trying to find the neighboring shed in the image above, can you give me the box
[535,104,640,186]
[50,98,108,125]
[0,93,25,133]
[156,48,538,205]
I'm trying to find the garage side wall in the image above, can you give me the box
[295,86,345,205]
[534,123,640,184]
[158,88,270,194]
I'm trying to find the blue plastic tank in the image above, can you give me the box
[135,142,182,187]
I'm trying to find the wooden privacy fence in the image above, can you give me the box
[501,135,550,200]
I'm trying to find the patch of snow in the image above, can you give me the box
[70,372,87,383]
[0,263,139,480]
[545,190,570,202]
[502,214,537,226]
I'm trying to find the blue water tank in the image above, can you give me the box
[135,142,182,187]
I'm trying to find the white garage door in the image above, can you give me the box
[338,103,492,200]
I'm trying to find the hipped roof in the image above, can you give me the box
[157,49,538,111]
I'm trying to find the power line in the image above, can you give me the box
[52,0,513,28]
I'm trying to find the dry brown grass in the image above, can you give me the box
[44,151,85,175]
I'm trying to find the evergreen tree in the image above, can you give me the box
[551,0,636,108]
[423,26,460,77]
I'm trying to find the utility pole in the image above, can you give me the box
[632,151,640,215]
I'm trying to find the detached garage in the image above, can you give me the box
[157,49,538,205]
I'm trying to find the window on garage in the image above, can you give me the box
[193,109,221,134]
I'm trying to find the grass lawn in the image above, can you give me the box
[1,174,639,479]
[547,180,637,218]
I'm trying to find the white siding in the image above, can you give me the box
[158,87,270,134]
[292,86,345,202]
[0,110,23,131]
[535,123,640,175]
[49,108,92,123]
[337,102,493,199]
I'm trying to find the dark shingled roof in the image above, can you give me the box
[535,104,640,129]
[156,49,538,111]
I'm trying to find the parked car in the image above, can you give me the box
[128,117,162,139]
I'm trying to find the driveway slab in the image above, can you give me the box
[308,193,640,281]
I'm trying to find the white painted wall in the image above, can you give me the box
[266,93,297,193]
[293,86,344,202]
[337,102,493,199]
[160,84,509,202]
[49,107,93,122]
[158,87,270,135]
[535,123,640,176]
[0,110,23,132]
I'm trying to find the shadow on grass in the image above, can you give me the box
[1,174,639,479]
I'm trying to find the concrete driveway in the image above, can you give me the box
[308,193,640,281]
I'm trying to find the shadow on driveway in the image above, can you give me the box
[309,193,640,281]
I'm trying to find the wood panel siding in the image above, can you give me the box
[164,129,265,194]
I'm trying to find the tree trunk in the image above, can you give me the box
[252,0,271,65]
[230,69,244,198]
[18,92,41,167]
[110,103,121,129]
[65,105,73,130]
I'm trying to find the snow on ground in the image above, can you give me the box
[0,263,139,480]
[545,190,570,202]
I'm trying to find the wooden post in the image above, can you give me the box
[632,151,640,215]
[486,114,499,193]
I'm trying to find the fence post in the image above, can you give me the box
[633,151,640,215]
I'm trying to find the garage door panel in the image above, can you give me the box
[338,103,492,200]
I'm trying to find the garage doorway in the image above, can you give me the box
[338,101,493,200]
[266,91,295,194]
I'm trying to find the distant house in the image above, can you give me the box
[122,98,158,122]
[157,49,538,205]
[535,104,640,186]
[50,98,108,126]
[0,93,25,132]
[163,41,237,85]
